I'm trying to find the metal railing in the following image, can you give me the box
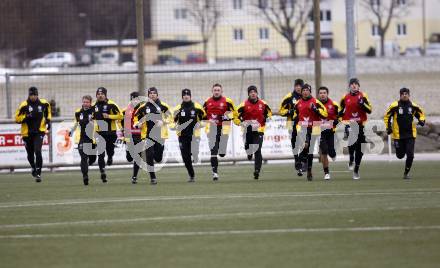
[2,67,264,119]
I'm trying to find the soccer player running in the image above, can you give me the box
[15,87,51,182]
[294,84,328,181]
[279,78,305,176]
[134,87,172,185]
[235,85,272,180]
[173,89,206,182]
[339,78,372,180]
[93,87,123,183]
[317,86,340,180]
[70,95,97,185]
[121,91,144,184]
[384,88,425,179]
[203,83,237,181]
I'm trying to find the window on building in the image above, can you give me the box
[310,10,331,21]
[326,10,332,21]
[233,0,243,9]
[397,23,407,36]
[372,25,380,36]
[371,0,380,6]
[259,28,269,40]
[371,24,380,36]
[174,8,187,20]
[234,28,244,40]
[396,0,406,6]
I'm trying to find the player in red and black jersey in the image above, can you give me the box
[203,83,237,181]
[317,86,340,180]
[294,84,328,181]
[121,91,144,184]
[339,78,372,180]
[235,85,272,180]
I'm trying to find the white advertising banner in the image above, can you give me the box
[0,123,50,165]
[51,121,127,164]
[1,116,294,167]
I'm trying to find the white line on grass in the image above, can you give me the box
[1,205,439,229]
[0,190,439,209]
[1,225,440,239]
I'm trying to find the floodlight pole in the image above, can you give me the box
[136,0,145,94]
[313,0,321,96]
[346,0,356,83]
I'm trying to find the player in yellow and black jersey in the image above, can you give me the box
[93,87,123,183]
[70,95,97,186]
[384,88,426,179]
[134,87,172,184]
[15,87,51,182]
[173,89,206,182]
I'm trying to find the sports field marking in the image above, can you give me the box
[0,189,439,209]
[1,205,439,229]
[1,225,440,239]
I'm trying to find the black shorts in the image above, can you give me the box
[126,134,143,162]
[22,133,44,153]
[319,130,336,157]
[394,138,415,159]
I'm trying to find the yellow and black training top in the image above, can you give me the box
[73,107,95,144]
[92,99,123,133]
[134,99,172,140]
[173,101,206,137]
[279,91,301,129]
[384,100,425,140]
[15,98,51,137]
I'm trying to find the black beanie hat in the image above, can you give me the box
[294,79,304,87]
[247,85,258,94]
[301,83,312,92]
[28,87,38,96]
[182,88,191,97]
[349,78,360,86]
[148,87,158,95]
[400,87,410,95]
[96,87,107,96]
[130,91,140,100]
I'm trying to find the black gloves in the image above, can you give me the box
[310,103,319,114]
[344,125,350,139]
[387,128,393,135]
[418,120,425,127]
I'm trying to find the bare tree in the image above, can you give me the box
[361,0,414,57]
[185,0,221,60]
[251,0,312,58]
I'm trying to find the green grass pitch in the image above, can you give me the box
[0,161,439,268]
